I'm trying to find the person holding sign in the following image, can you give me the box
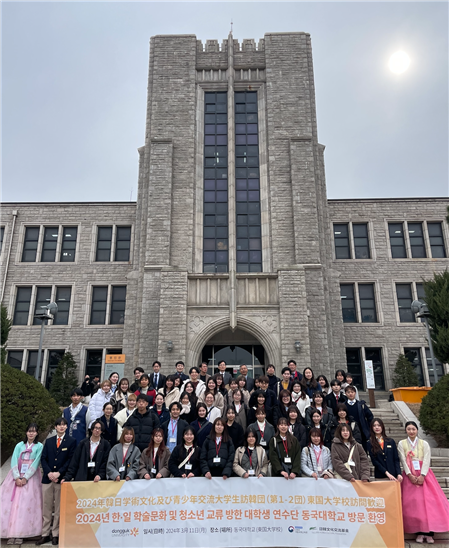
[331,424,370,482]
[233,428,268,478]
[269,417,302,479]
[138,428,170,479]
[106,427,141,481]
[398,421,449,544]
[0,424,43,545]
[168,427,202,478]
[200,418,235,479]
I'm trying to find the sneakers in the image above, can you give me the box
[416,536,425,544]
[425,537,434,544]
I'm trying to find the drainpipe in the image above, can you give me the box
[1,210,18,303]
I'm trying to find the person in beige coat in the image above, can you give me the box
[158,376,180,409]
[138,428,170,479]
[331,424,370,482]
[233,428,269,478]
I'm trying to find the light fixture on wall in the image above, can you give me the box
[166,341,174,352]
[294,341,301,352]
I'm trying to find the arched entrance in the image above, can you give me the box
[201,328,267,378]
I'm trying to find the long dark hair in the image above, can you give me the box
[276,417,296,449]
[146,427,166,459]
[317,375,329,389]
[311,391,328,412]
[209,418,230,443]
[335,423,354,444]
[308,427,324,448]
[301,367,318,389]
[244,427,260,448]
[163,375,177,395]
[24,423,40,443]
[291,380,308,400]
[116,377,130,397]
[180,381,198,407]
[370,418,387,455]
[205,377,218,395]
[278,389,292,406]
[212,373,227,394]
[182,426,197,447]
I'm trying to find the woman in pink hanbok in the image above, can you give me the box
[0,423,43,545]
[399,421,449,545]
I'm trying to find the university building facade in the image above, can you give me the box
[1,33,448,389]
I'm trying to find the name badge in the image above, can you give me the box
[72,424,78,430]
[119,466,125,473]
[213,457,221,464]
[317,465,323,473]
[185,464,192,470]
[62,448,67,451]
[151,468,157,474]
[412,460,421,471]
[348,460,355,466]
[284,457,291,464]
[88,462,95,468]
[248,469,255,476]
[20,464,29,474]
[260,440,267,446]
[169,438,176,444]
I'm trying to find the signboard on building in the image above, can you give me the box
[364,360,376,389]
[104,354,125,380]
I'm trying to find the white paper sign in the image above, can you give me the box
[364,360,375,389]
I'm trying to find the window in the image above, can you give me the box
[7,350,23,370]
[333,224,350,259]
[41,227,59,262]
[388,223,406,258]
[408,222,426,258]
[340,284,357,322]
[396,284,415,322]
[45,350,65,389]
[110,286,127,324]
[13,287,32,325]
[27,350,39,378]
[54,287,72,325]
[235,91,262,273]
[428,222,446,258]
[33,287,52,325]
[96,227,112,261]
[115,227,131,262]
[85,350,102,378]
[22,227,40,262]
[90,286,108,324]
[353,224,370,259]
[404,348,424,386]
[203,92,228,273]
[364,348,385,390]
[340,283,378,323]
[415,283,426,302]
[345,348,363,389]
[425,348,444,387]
[333,223,370,260]
[0,227,4,253]
[60,227,78,262]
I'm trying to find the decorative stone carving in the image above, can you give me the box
[188,315,206,334]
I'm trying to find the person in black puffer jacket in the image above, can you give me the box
[123,395,160,452]
[200,418,235,479]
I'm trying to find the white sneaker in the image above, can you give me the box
[425,536,434,544]
[416,535,425,544]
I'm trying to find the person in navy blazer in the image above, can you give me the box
[37,417,76,546]
[367,418,403,481]
[238,365,255,392]
[149,361,166,391]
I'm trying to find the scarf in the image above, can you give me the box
[70,402,83,422]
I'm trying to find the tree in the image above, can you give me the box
[1,304,12,364]
[49,352,79,406]
[423,270,449,364]
[392,354,419,388]
[1,364,61,455]
[420,374,449,447]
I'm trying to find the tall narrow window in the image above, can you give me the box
[0,227,5,253]
[359,284,377,322]
[46,350,65,389]
[60,227,78,262]
[96,227,113,262]
[55,287,72,325]
[110,286,127,324]
[416,283,426,302]
[13,287,32,325]
[86,350,103,378]
[388,223,406,258]
[340,284,357,322]
[428,222,446,258]
[425,348,443,387]
[353,223,370,259]
[396,283,415,322]
[404,348,424,386]
[90,286,108,324]
[333,224,350,259]
[346,348,363,389]
[7,350,23,370]
[41,227,59,262]
[115,226,131,261]
[203,92,228,273]
[365,348,385,390]
[27,350,39,378]
[408,222,426,258]
[22,227,40,262]
[33,287,52,325]
[235,91,261,272]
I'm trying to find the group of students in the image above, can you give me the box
[1,360,448,546]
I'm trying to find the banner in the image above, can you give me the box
[60,478,403,548]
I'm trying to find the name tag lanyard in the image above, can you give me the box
[313,447,322,472]
[89,443,98,466]
[247,448,254,471]
[170,420,178,441]
[258,423,265,442]
[215,440,222,457]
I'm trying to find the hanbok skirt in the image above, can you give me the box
[0,468,43,538]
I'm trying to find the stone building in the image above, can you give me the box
[1,33,448,390]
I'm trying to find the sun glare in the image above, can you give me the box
[389,51,411,74]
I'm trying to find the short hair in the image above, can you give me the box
[255,407,266,416]
[266,364,275,371]
[335,369,347,380]
[226,405,236,415]
[330,379,341,387]
[103,402,114,411]
[24,423,40,443]
[152,361,161,368]
[70,388,83,397]
[200,361,208,367]
[189,366,200,374]
[258,376,269,384]
[344,385,357,394]
[140,373,150,382]
[183,426,197,445]
[218,360,226,366]
[281,366,291,375]
[169,401,182,412]
[204,390,215,400]
[336,402,348,415]
[101,379,112,388]
[120,427,135,444]
[197,403,208,414]
[308,427,324,447]
[288,360,297,367]
[176,361,185,368]
[335,423,354,443]
[134,367,144,374]
[137,394,148,403]
[91,420,104,432]
[127,393,137,402]
[229,378,238,386]
[287,405,299,416]
[55,417,68,427]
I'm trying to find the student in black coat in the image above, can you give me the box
[266,364,280,391]
[255,376,277,409]
[168,427,202,478]
[190,404,213,448]
[287,406,308,451]
[368,419,403,481]
[273,390,293,426]
[247,390,274,425]
[150,394,170,425]
[100,402,118,447]
[61,420,110,482]
[161,401,190,453]
[325,379,348,415]
[225,407,244,451]
[332,403,363,445]
[306,409,335,449]
[123,395,160,452]
[344,385,374,449]
[37,418,76,546]
[200,418,235,479]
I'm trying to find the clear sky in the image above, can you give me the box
[2,1,448,202]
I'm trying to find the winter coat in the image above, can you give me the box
[305,406,334,428]
[115,408,136,440]
[233,446,269,477]
[88,390,113,427]
[138,447,171,478]
[269,434,302,477]
[288,422,308,451]
[134,388,157,406]
[332,419,363,445]
[63,437,111,482]
[226,422,244,452]
[233,403,247,432]
[161,418,190,446]
[158,387,180,408]
[191,419,213,448]
[325,392,348,416]
[123,410,160,452]
[301,445,333,478]
[331,437,370,481]
[306,419,336,449]
[100,415,118,447]
[106,443,141,480]
[168,445,202,477]
[291,394,310,419]
[200,437,235,478]
[110,391,134,414]
[150,405,170,426]
[344,400,374,440]
[367,438,401,478]
[248,420,276,451]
